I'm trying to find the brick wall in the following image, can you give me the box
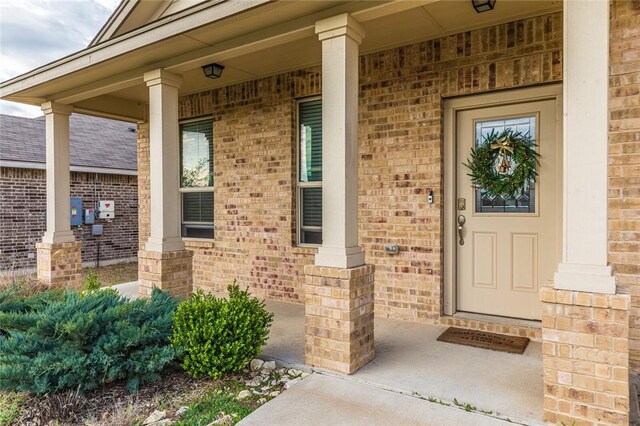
[137,12,563,314]
[0,167,138,270]
[609,0,640,370]
[359,13,562,321]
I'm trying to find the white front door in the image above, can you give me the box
[455,99,560,321]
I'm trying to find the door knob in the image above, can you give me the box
[457,215,466,245]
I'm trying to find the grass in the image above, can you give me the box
[0,261,138,289]
[82,261,138,286]
[0,392,25,426]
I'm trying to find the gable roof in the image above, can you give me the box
[90,0,216,47]
[0,114,137,173]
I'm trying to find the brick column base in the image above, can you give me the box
[138,249,193,298]
[541,288,630,425]
[304,264,375,374]
[36,241,82,288]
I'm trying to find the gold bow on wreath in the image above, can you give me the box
[489,136,514,173]
[464,128,539,199]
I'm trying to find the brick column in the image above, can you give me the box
[138,250,193,298]
[304,264,374,374]
[138,69,193,298]
[36,241,81,288]
[541,288,630,425]
[541,3,629,425]
[304,14,375,375]
[37,102,81,288]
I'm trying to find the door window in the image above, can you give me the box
[474,116,537,213]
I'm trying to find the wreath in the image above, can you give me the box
[463,128,540,199]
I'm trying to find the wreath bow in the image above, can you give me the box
[490,136,515,174]
[464,128,540,199]
[489,136,515,156]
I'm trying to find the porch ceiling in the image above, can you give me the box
[0,0,561,122]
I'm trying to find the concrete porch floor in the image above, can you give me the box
[262,299,544,425]
[111,282,543,424]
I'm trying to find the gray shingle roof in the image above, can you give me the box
[0,113,137,171]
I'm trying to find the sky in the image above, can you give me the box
[0,0,120,117]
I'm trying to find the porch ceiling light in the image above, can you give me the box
[471,0,496,13]
[202,63,224,79]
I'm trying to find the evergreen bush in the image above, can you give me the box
[0,285,178,394]
[171,284,274,379]
[0,279,61,321]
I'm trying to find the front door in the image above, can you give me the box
[455,99,560,321]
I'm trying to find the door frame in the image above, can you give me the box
[443,84,563,317]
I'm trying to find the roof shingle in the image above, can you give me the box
[0,113,137,171]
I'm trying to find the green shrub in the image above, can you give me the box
[0,279,61,320]
[83,270,101,292]
[171,284,274,379]
[0,287,178,394]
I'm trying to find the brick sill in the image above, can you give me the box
[291,246,318,255]
[183,238,215,248]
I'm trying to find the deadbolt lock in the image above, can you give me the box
[457,198,466,210]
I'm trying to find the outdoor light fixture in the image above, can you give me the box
[471,0,496,13]
[202,63,224,79]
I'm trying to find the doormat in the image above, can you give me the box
[436,327,530,354]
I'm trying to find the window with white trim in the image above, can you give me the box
[298,98,322,245]
[180,119,214,239]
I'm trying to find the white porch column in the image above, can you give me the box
[41,101,74,244]
[554,0,615,294]
[143,69,184,253]
[314,14,365,269]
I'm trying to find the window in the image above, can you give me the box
[180,119,214,239]
[298,99,322,245]
[474,116,537,214]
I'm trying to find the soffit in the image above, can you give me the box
[1,0,562,119]
[171,0,562,95]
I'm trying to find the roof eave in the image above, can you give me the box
[89,0,135,47]
[0,0,269,100]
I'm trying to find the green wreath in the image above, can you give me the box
[463,128,540,199]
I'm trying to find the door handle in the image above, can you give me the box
[457,215,466,245]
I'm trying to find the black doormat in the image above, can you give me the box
[436,327,530,354]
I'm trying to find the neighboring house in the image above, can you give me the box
[0,113,138,271]
[0,1,638,425]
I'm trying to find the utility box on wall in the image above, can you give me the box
[91,224,103,236]
[97,200,115,220]
[85,208,95,224]
[70,197,83,226]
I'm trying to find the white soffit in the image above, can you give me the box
[1,0,562,117]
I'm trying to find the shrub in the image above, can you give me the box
[171,284,274,379]
[83,270,101,292]
[0,287,178,394]
[0,279,59,319]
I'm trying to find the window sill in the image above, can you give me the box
[291,246,318,255]
[183,238,215,248]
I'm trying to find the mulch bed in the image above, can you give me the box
[14,367,218,426]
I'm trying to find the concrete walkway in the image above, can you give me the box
[239,373,515,426]
[112,281,138,299]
